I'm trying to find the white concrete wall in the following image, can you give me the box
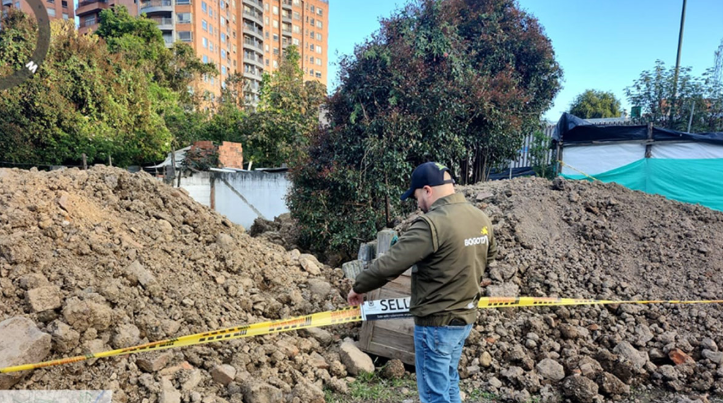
[177,171,290,229]
[179,172,212,207]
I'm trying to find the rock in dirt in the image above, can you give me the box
[340,342,374,375]
[242,381,284,403]
[537,358,565,382]
[380,359,405,380]
[210,364,236,386]
[562,375,599,403]
[0,317,52,389]
[26,286,62,312]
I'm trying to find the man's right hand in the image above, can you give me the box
[347,289,365,306]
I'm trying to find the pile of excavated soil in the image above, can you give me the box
[3,166,723,403]
[0,166,360,403]
[248,214,300,252]
[422,177,722,402]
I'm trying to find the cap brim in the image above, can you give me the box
[400,187,415,201]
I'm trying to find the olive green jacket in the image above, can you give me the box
[353,193,497,326]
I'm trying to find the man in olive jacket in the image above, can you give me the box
[348,162,497,403]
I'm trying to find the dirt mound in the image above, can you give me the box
[248,213,300,252]
[444,177,723,401]
[0,166,355,402]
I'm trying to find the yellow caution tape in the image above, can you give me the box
[558,160,601,182]
[2,297,722,374]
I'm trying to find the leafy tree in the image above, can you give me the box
[625,59,722,132]
[287,0,562,257]
[569,90,622,119]
[0,12,172,166]
[241,45,326,167]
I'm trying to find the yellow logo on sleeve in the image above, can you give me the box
[481,227,488,235]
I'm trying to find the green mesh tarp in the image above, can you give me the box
[561,159,723,212]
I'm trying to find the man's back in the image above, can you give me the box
[410,192,497,326]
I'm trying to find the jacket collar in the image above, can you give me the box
[428,193,467,211]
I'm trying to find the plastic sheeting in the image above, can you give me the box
[562,159,723,212]
[651,143,723,159]
[561,143,646,176]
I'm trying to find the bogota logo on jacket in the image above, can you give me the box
[464,227,489,247]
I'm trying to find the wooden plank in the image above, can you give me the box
[368,326,415,354]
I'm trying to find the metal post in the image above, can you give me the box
[669,0,687,128]
[687,101,695,133]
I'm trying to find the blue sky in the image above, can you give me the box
[328,0,723,122]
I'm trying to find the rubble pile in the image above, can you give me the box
[444,177,723,402]
[248,214,300,252]
[2,166,723,402]
[0,166,357,403]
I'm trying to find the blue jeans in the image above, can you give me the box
[414,323,473,403]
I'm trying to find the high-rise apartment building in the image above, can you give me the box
[2,0,75,23]
[262,0,327,86]
[70,0,326,104]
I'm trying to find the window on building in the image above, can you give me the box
[177,0,190,4]
[209,26,214,35]
[316,20,322,28]
[222,52,226,60]
[292,38,299,45]
[62,12,68,19]
[317,8,322,16]
[219,0,224,8]
[203,37,208,48]
[85,16,96,26]
[309,44,314,51]
[203,55,208,63]
[316,45,322,54]
[310,18,314,26]
[292,0,299,4]
[209,8,213,17]
[316,33,321,41]
[46,7,56,16]
[266,59,269,66]
[273,60,278,68]
[202,1,206,12]
[272,20,278,28]
[178,31,192,42]
[293,24,299,33]
[209,42,214,51]
[220,16,225,25]
[310,69,314,75]
[265,44,269,51]
[273,34,278,42]
[272,5,278,14]
[177,12,191,23]
[221,66,226,75]
[310,30,314,39]
[265,31,269,38]
[316,58,322,66]
[265,17,269,24]
[211,76,214,84]
[221,33,226,43]
[273,47,279,56]
[293,11,299,20]
[233,44,236,53]
[309,57,314,64]
[309,5,314,12]
[315,71,321,78]
[202,20,207,30]
[264,2,268,10]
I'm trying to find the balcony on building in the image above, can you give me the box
[150,15,173,30]
[243,35,263,52]
[243,0,261,11]
[242,6,261,25]
[76,0,109,17]
[242,20,263,40]
[281,0,291,10]
[140,0,172,15]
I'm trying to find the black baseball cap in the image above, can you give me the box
[400,162,455,201]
